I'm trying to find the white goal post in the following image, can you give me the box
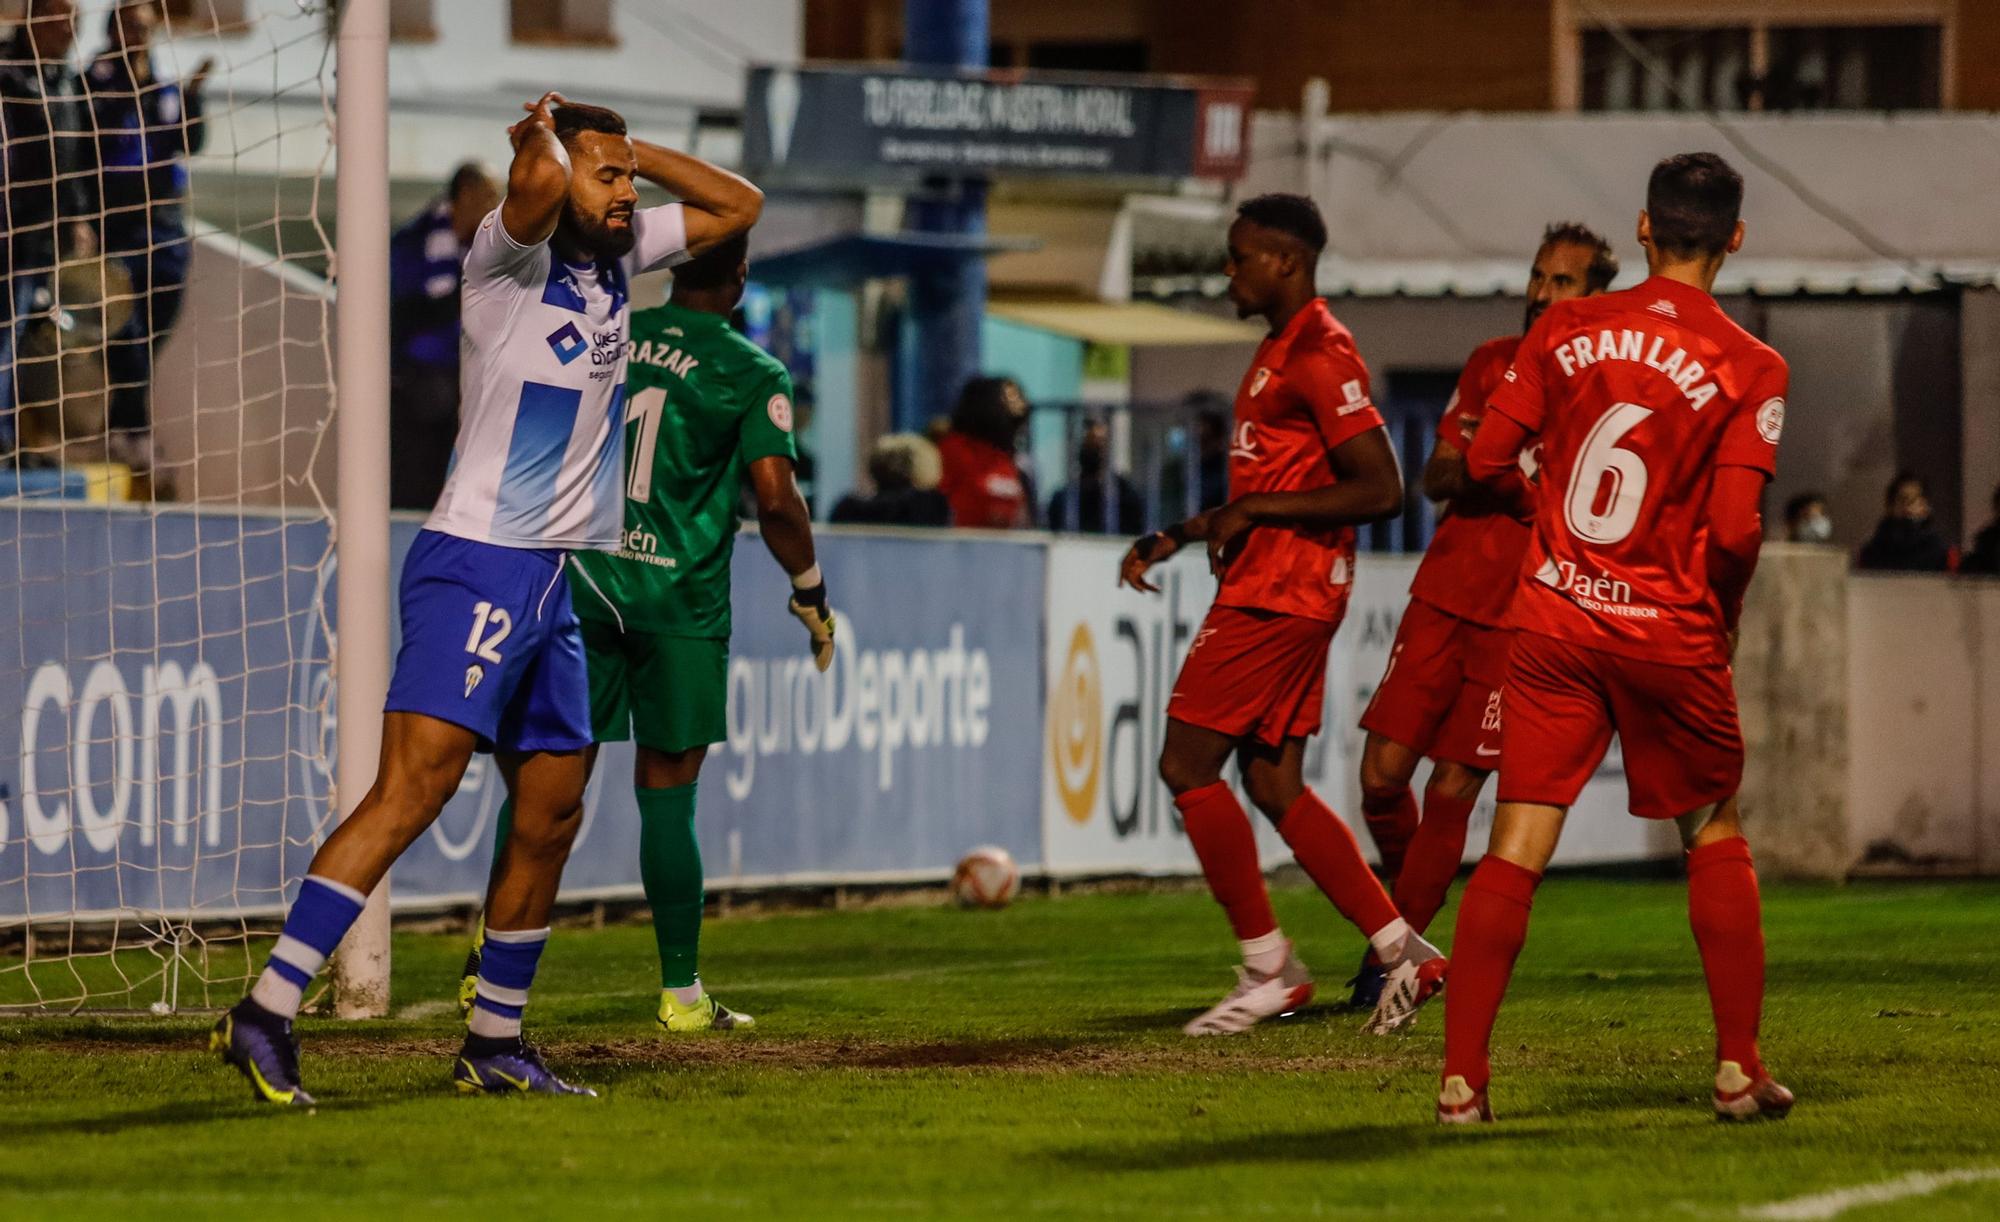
[328,0,392,1019]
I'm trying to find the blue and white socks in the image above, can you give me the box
[466,926,550,1041]
[248,875,367,1020]
[248,877,551,1040]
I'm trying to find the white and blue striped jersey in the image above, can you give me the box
[425,203,690,549]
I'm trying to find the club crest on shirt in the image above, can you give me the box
[1248,367,1272,397]
[1756,396,1785,444]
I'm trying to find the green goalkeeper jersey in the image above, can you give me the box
[570,300,798,639]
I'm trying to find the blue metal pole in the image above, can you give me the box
[897,0,988,432]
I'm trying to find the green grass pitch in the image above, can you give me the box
[4,878,2000,1219]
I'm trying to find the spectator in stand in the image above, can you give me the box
[1782,491,1832,543]
[1047,418,1143,534]
[1857,471,1956,573]
[1962,484,2000,576]
[1,0,98,457]
[387,161,499,510]
[937,374,1033,529]
[831,433,950,527]
[89,0,211,472]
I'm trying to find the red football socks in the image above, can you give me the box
[1392,789,1480,934]
[1361,784,1420,881]
[1686,836,1767,1076]
[1175,782,1278,942]
[1279,791,1401,939]
[1442,855,1542,1091]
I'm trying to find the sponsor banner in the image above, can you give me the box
[1042,540,1293,874]
[0,507,330,922]
[743,64,1254,184]
[1040,540,1674,878]
[1,514,1047,922]
[280,526,1048,907]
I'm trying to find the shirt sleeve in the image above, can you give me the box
[737,365,800,466]
[462,206,546,289]
[1488,316,1557,434]
[1296,345,1385,451]
[622,202,692,277]
[1715,351,1787,477]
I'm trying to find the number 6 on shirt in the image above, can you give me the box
[1564,401,1653,545]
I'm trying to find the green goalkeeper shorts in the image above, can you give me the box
[580,617,729,754]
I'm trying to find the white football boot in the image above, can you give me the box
[1183,945,1315,1036]
[1367,930,1448,1035]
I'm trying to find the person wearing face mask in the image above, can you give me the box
[1783,492,1832,544]
[1857,472,1956,572]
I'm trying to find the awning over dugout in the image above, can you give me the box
[986,298,1264,346]
[750,231,1039,289]
[1175,113,2000,298]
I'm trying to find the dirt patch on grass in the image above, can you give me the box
[9,1031,1392,1076]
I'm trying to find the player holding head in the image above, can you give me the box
[1438,153,1792,1123]
[1349,224,1616,1007]
[458,231,833,1034]
[1120,193,1446,1038]
[210,93,762,1105]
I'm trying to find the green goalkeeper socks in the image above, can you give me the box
[638,783,704,990]
[485,787,704,988]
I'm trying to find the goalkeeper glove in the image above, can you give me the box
[788,571,836,673]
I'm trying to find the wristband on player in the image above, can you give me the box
[790,564,828,607]
[1135,522,1190,562]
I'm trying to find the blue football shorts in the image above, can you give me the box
[383,529,592,753]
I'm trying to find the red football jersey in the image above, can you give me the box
[1214,298,1386,624]
[1407,335,1532,628]
[1488,276,1787,666]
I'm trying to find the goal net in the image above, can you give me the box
[0,0,341,1013]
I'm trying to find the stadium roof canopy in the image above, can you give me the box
[1188,113,2000,298]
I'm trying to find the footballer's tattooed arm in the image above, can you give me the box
[1205,428,1402,575]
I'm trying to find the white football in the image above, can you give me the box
[952,845,1021,910]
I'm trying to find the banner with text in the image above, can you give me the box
[1040,540,1672,877]
[744,64,1254,184]
[368,528,1050,906]
[0,507,330,923]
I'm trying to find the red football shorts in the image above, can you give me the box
[1499,631,1743,820]
[1358,597,1511,770]
[1169,605,1337,747]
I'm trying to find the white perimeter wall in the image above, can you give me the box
[1844,574,2000,874]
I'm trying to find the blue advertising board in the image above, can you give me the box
[0,508,1049,921]
[0,505,331,922]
